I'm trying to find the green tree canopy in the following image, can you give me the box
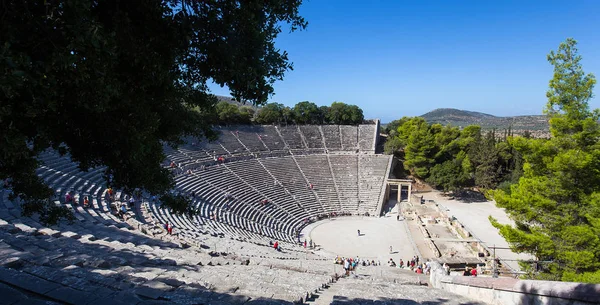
[238,106,256,124]
[293,101,322,124]
[491,38,600,283]
[327,102,364,125]
[215,101,242,124]
[1,0,306,224]
[386,115,524,194]
[255,103,285,124]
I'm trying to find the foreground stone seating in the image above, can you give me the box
[0,219,332,304]
[329,276,484,305]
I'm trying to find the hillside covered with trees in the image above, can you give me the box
[385,39,600,283]
[420,108,550,137]
[384,117,523,192]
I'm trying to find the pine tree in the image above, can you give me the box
[491,38,600,283]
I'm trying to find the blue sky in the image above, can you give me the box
[209,1,600,123]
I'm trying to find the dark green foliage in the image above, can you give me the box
[238,106,256,124]
[293,101,321,124]
[327,102,364,125]
[0,0,306,224]
[214,101,254,125]
[254,101,363,125]
[383,136,404,155]
[385,116,523,193]
[255,103,287,124]
[216,102,243,124]
[426,156,471,192]
[491,38,600,283]
[160,194,197,216]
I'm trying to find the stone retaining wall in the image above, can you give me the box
[429,262,600,305]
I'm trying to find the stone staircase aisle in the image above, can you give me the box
[306,278,343,305]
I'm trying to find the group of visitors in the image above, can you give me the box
[385,256,431,274]
[463,266,478,276]
[301,211,353,226]
[302,239,314,249]
[335,256,379,275]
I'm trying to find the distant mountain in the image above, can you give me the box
[420,108,550,135]
[421,108,497,121]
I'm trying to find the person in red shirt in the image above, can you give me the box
[273,241,279,250]
[471,267,478,277]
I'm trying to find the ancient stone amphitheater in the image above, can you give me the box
[6,123,593,304]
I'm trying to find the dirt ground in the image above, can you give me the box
[303,189,531,274]
[308,215,418,263]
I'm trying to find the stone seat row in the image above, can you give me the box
[32,146,390,250]
[32,151,310,255]
[183,124,377,156]
[0,219,333,304]
[159,153,391,242]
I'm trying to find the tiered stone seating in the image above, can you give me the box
[329,155,359,210]
[340,125,359,151]
[164,145,213,168]
[232,125,269,152]
[277,125,306,150]
[295,155,342,213]
[172,173,294,243]
[0,119,514,304]
[321,125,342,151]
[260,157,324,216]
[254,125,287,151]
[215,128,246,155]
[225,159,309,220]
[299,125,325,151]
[0,214,332,304]
[329,274,483,305]
[29,121,390,251]
[358,124,376,152]
[358,155,391,214]
[197,129,230,157]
